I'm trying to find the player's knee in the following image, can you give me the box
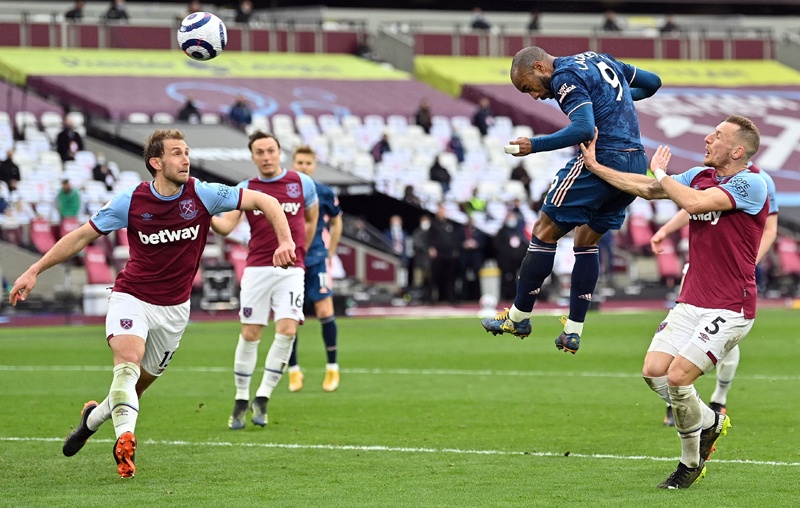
[241,325,263,342]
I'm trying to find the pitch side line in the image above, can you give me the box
[1,436,798,467]
[1,365,799,381]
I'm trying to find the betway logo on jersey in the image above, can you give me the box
[254,202,301,216]
[689,210,722,225]
[558,83,576,104]
[138,225,200,244]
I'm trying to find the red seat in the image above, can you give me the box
[656,237,682,280]
[59,217,81,238]
[627,214,654,252]
[30,217,57,255]
[775,236,800,276]
[83,245,115,284]
[117,227,129,247]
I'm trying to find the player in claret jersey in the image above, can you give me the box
[580,115,767,489]
[481,47,661,354]
[8,129,295,478]
[210,131,318,430]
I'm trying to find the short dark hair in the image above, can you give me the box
[143,129,184,177]
[725,115,760,160]
[247,130,281,153]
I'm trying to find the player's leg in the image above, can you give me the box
[556,224,604,353]
[253,268,305,425]
[316,297,339,392]
[287,333,304,392]
[709,344,739,413]
[481,213,562,338]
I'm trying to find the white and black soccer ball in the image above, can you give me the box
[177,12,227,61]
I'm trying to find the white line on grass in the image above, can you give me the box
[1,436,798,467]
[1,365,799,381]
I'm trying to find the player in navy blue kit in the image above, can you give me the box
[286,146,344,392]
[482,47,661,354]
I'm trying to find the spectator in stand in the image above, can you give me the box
[528,11,541,33]
[235,0,253,24]
[411,215,434,302]
[92,154,117,191]
[402,185,422,208]
[104,0,129,22]
[0,149,21,192]
[510,162,532,199]
[470,7,492,31]
[448,133,465,163]
[370,133,391,163]
[473,97,495,137]
[461,187,487,217]
[429,155,452,194]
[177,97,200,123]
[228,96,252,130]
[429,204,462,304]
[65,0,85,22]
[56,118,84,162]
[0,181,9,217]
[461,216,486,301]
[602,10,622,32]
[384,215,411,291]
[352,217,373,244]
[56,179,81,220]
[493,212,528,300]
[660,14,679,34]
[414,98,433,134]
[186,1,202,16]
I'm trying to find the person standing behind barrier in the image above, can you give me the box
[429,204,462,304]
[411,215,433,302]
[285,145,343,393]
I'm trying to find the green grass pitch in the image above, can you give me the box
[1,308,799,507]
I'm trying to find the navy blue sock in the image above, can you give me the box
[513,236,557,312]
[321,315,337,364]
[569,246,600,323]
[288,334,298,367]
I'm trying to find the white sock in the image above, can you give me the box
[86,396,112,432]
[508,305,531,322]
[643,375,671,405]
[669,385,702,468]
[233,335,259,400]
[288,365,302,373]
[255,333,295,399]
[326,363,339,371]
[109,362,140,438]
[711,344,740,405]
[564,319,584,335]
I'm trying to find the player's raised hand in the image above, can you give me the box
[9,270,37,306]
[650,145,671,174]
[272,240,297,269]
[650,228,667,255]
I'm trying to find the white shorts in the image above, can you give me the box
[648,302,754,374]
[106,292,190,377]
[239,266,305,325]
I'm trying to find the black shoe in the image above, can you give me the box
[699,411,731,460]
[251,396,268,427]
[228,399,249,430]
[709,402,727,414]
[657,460,706,489]
[663,405,675,427]
[63,400,98,457]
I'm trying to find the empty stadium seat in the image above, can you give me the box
[200,113,221,125]
[152,112,175,124]
[227,243,248,282]
[128,112,150,124]
[775,236,800,276]
[30,217,57,254]
[655,237,682,283]
[83,245,115,284]
[59,217,81,238]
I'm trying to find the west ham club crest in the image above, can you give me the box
[179,199,198,220]
[286,183,301,199]
[120,318,133,330]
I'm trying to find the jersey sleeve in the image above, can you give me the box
[759,170,779,214]
[720,171,768,216]
[671,166,705,186]
[89,185,134,233]
[298,172,319,210]
[195,180,244,215]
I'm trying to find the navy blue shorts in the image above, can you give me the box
[304,258,334,303]
[541,149,647,235]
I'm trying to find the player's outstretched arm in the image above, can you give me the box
[525,105,595,155]
[580,128,665,199]
[240,188,296,268]
[651,209,689,255]
[9,222,101,306]
[210,209,244,236]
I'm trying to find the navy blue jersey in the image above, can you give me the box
[305,180,342,266]
[551,52,642,151]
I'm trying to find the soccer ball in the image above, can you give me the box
[177,12,227,61]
